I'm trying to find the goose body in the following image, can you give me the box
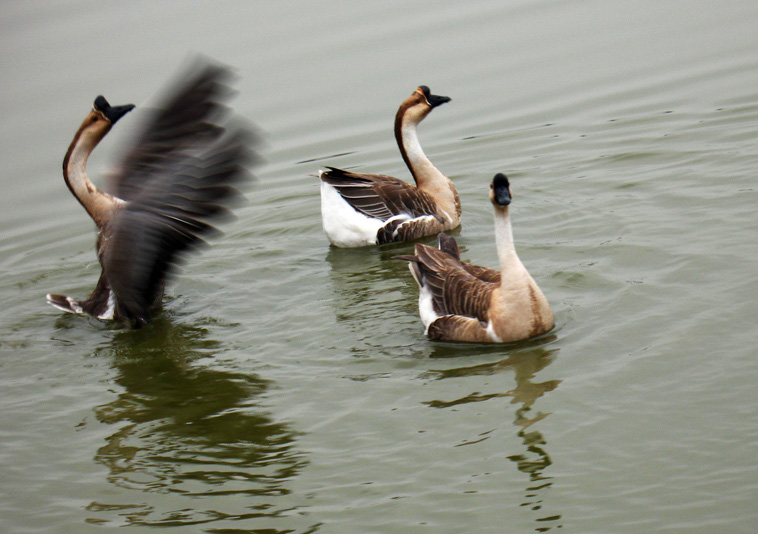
[398,174,554,343]
[46,60,254,326]
[320,86,460,247]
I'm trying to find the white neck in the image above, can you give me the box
[397,117,448,189]
[396,115,459,224]
[401,122,434,176]
[493,206,525,278]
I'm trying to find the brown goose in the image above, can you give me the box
[46,61,254,327]
[319,86,459,247]
[397,173,554,343]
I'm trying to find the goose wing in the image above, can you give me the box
[320,167,440,222]
[413,243,497,323]
[108,60,254,202]
[436,233,501,283]
[100,127,251,324]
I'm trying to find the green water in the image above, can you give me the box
[1,1,757,532]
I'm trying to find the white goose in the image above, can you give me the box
[46,61,255,327]
[397,173,554,343]
[320,86,460,247]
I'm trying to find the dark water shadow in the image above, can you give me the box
[423,347,564,532]
[85,317,315,533]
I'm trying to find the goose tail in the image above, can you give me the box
[46,293,85,315]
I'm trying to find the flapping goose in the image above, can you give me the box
[46,60,254,326]
[397,174,554,343]
[320,86,460,247]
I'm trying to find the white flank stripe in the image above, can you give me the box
[98,291,117,320]
[485,321,502,343]
[417,278,440,334]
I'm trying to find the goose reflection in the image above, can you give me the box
[324,244,433,358]
[423,347,563,532]
[86,320,309,530]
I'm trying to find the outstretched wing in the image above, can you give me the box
[102,128,252,324]
[320,167,441,222]
[99,59,256,324]
[108,59,254,202]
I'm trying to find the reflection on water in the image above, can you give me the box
[324,234,481,360]
[423,348,563,532]
[85,320,310,531]
[324,245,429,358]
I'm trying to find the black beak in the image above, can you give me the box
[418,85,451,108]
[94,95,135,124]
[491,173,512,206]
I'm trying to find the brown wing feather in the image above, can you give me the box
[436,233,501,283]
[101,128,250,325]
[321,167,441,222]
[461,263,501,284]
[427,315,492,342]
[437,233,459,258]
[413,243,497,322]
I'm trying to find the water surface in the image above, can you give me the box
[1,1,757,532]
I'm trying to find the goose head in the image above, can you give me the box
[490,173,512,209]
[78,95,134,136]
[69,96,135,153]
[398,85,451,125]
[89,95,134,134]
[94,95,135,124]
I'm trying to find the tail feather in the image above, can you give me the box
[46,293,84,315]
[437,233,460,259]
[392,254,418,262]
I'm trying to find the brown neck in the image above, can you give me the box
[394,100,420,183]
[62,113,119,227]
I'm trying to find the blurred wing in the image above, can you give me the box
[108,59,244,201]
[102,127,252,323]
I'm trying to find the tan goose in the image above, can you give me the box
[46,61,254,327]
[319,86,460,247]
[397,173,554,343]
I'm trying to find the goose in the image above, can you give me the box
[319,85,460,247]
[396,173,554,343]
[46,61,254,327]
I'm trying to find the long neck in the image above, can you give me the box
[62,117,118,227]
[493,205,526,279]
[394,110,444,188]
[394,110,459,221]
